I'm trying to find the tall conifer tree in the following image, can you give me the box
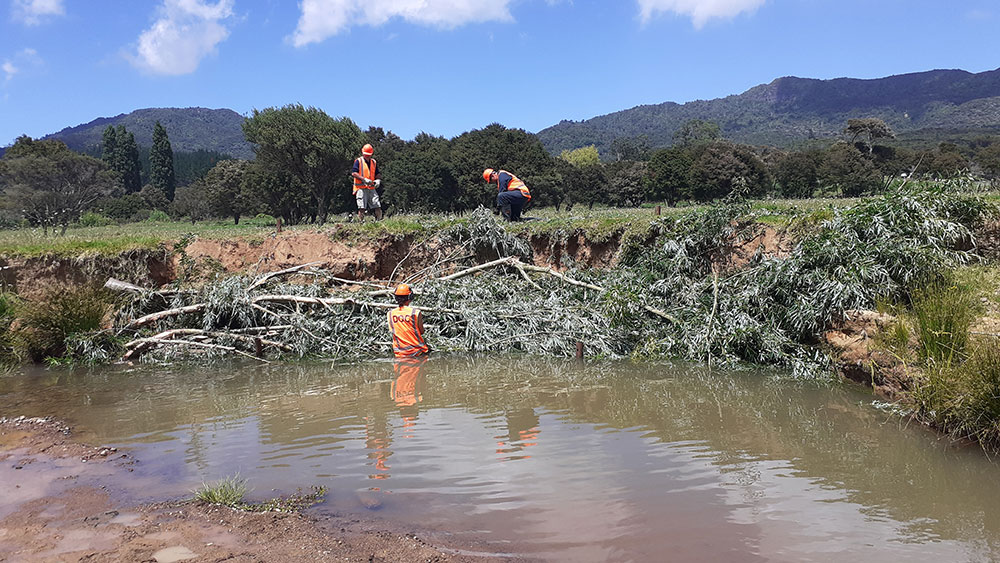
[101,125,118,168]
[116,125,141,193]
[150,121,176,200]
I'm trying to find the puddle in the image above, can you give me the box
[109,512,142,526]
[36,527,116,558]
[152,545,199,562]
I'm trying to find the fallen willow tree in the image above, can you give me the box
[89,187,994,377]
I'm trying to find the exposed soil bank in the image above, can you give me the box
[0,249,172,297]
[0,417,520,562]
[824,310,913,400]
[0,223,796,294]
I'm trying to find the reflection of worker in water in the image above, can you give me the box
[364,411,393,480]
[391,358,427,422]
[495,408,540,460]
[387,283,430,358]
[364,358,428,480]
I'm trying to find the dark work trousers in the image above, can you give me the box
[496,190,529,221]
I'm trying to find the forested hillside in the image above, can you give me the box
[537,68,1000,155]
[43,107,253,159]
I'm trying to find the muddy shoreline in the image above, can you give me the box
[0,416,522,562]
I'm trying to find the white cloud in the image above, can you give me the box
[2,48,42,84]
[637,0,765,28]
[2,61,17,82]
[11,0,64,25]
[131,0,234,75]
[291,0,515,47]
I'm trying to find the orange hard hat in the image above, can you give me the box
[362,144,374,156]
[483,168,494,182]
[393,283,412,297]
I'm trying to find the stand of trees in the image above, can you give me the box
[0,136,115,233]
[5,113,1000,232]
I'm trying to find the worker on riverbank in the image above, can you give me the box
[387,283,429,358]
[352,144,382,223]
[483,168,531,221]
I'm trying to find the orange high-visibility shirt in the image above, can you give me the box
[387,305,428,358]
[353,157,377,194]
[496,170,531,200]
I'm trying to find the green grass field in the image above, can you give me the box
[0,193,989,258]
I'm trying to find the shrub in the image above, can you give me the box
[145,210,170,223]
[92,194,146,222]
[78,212,116,228]
[245,213,277,226]
[12,285,112,362]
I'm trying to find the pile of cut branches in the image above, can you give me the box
[105,255,629,364]
[91,188,995,377]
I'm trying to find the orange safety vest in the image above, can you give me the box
[497,170,531,200]
[387,305,428,358]
[353,157,377,194]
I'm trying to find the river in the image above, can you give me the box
[1,357,997,562]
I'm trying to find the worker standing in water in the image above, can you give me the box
[387,284,429,358]
[352,143,382,223]
[483,168,531,221]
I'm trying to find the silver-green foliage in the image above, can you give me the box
[120,187,993,373]
[608,186,992,374]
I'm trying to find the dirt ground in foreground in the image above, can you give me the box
[0,417,525,563]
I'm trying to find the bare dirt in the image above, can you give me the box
[0,417,523,563]
[0,220,801,295]
[823,310,914,400]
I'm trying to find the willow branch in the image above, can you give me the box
[124,303,206,330]
[123,338,269,363]
[252,294,463,314]
[247,262,323,291]
[515,261,605,292]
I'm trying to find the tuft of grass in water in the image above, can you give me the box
[911,281,979,365]
[912,344,1000,451]
[194,475,249,507]
[193,474,327,512]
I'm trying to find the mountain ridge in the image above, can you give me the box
[536,67,1000,154]
[42,107,254,159]
[10,67,1000,161]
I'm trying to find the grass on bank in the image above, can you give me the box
[911,345,1000,448]
[874,265,1000,451]
[0,197,866,258]
[911,281,979,363]
[193,474,328,513]
[2,284,114,364]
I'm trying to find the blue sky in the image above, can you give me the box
[1,0,999,148]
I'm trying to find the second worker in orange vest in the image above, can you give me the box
[483,168,531,222]
[387,283,430,358]
[352,143,383,223]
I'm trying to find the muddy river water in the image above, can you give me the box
[1,357,998,562]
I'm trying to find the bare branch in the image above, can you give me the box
[123,303,206,330]
[247,262,323,291]
[122,338,269,363]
